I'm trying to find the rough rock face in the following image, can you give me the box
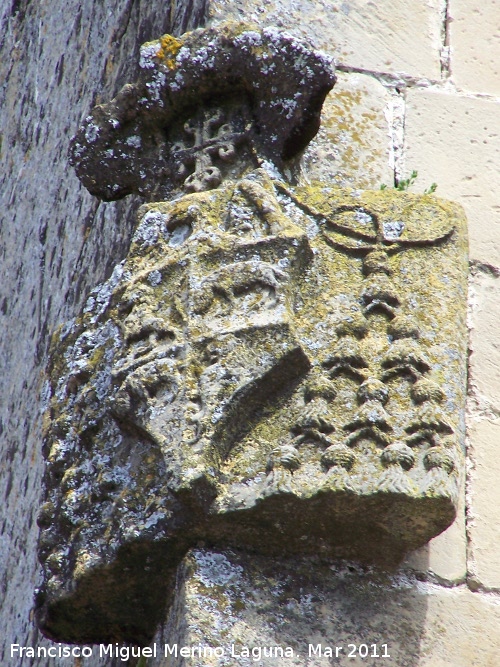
[0,1,207,663]
[38,162,467,642]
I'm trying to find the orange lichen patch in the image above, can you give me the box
[156,34,183,69]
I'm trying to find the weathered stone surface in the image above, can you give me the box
[466,419,500,591]
[301,72,394,189]
[209,0,444,79]
[403,489,467,585]
[404,85,500,590]
[149,548,500,667]
[1,3,485,664]
[70,23,335,201]
[404,90,500,266]
[0,0,206,664]
[466,270,500,590]
[469,269,500,409]
[449,0,500,95]
[38,158,467,642]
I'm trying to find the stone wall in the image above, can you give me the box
[0,1,206,665]
[1,1,499,666]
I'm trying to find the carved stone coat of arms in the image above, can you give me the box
[36,23,467,645]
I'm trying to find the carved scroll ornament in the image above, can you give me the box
[37,23,467,645]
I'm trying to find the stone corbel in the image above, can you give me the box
[37,22,467,646]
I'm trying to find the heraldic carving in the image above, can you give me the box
[36,23,467,644]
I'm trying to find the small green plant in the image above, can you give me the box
[395,169,418,191]
[424,182,438,195]
[380,170,438,194]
